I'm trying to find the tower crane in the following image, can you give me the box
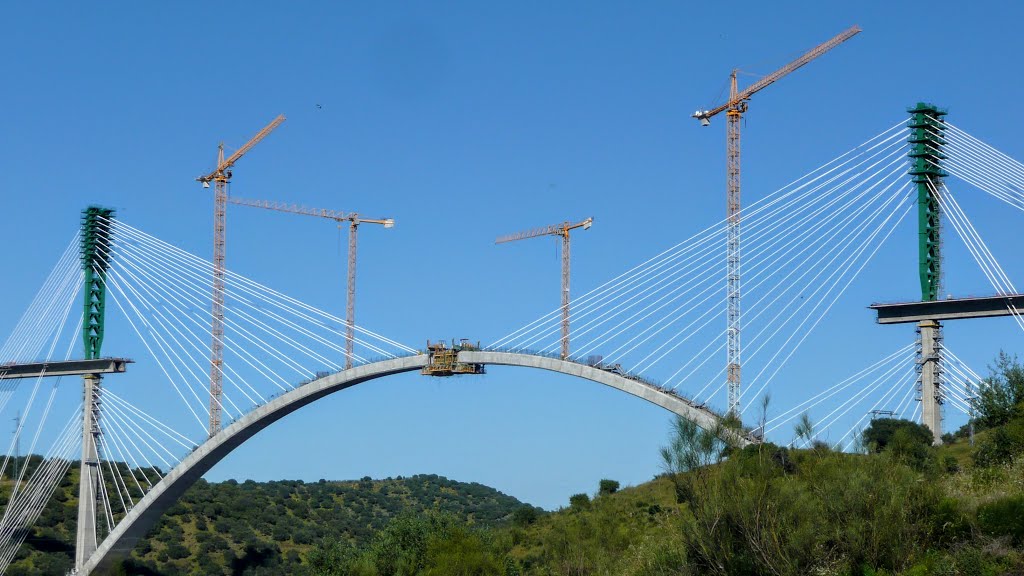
[496,218,593,360]
[196,114,285,436]
[226,196,394,369]
[692,25,860,418]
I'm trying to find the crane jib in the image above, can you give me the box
[693,25,860,123]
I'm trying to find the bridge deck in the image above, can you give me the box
[0,358,131,379]
[869,294,1024,324]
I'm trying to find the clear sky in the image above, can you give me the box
[2,1,1023,510]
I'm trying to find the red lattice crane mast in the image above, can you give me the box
[196,114,285,436]
[496,217,593,360]
[226,196,394,370]
[692,25,860,417]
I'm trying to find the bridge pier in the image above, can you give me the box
[75,374,102,570]
[917,320,943,444]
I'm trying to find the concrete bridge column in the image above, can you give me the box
[918,320,943,444]
[75,374,101,570]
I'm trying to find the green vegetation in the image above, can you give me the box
[974,351,1024,430]
[4,352,1024,575]
[1,473,526,575]
[297,352,1024,576]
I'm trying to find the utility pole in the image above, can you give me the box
[224,196,393,369]
[692,25,860,417]
[196,115,285,436]
[496,218,593,359]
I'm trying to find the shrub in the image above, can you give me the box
[886,427,935,471]
[931,497,971,546]
[976,494,1024,544]
[568,493,590,511]
[942,455,960,474]
[972,419,1024,468]
[512,506,539,527]
[678,450,940,575]
[598,479,620,496]
[862,418,932,453]
[975,351,1024,429]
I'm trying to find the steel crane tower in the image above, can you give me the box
[496,218,593,359]
[692,25,860,417]
[226,196,394,369]
[197,115,285,436]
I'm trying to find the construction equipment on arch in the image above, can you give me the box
[692,25,860,418]
[496,217,593,360]
[196,114,285,437]
[421,339,486,376]
[225,196,394,369]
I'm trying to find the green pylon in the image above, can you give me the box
[81,206,115,359]
[907,103,947,302]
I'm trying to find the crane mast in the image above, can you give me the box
[496,218,593,359]
[226,195,393,369]
[197,115,285,437]
[726,72,742,418]
[693,26,860,417]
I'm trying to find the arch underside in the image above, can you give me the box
[82,352,747,574]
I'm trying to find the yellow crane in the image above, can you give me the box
[226,196,394,370]
[693,25,860,417]
[196,114,285,436]
[496,218,593,360]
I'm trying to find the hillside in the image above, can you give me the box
[2,431,1023,575]
[1,472,530,575]
[304,415,1024,575]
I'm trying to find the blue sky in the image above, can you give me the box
[2,2,1023,510]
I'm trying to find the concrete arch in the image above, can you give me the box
[457,351,741,440]
[82,352,748,574]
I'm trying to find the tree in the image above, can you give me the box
[512,505,539,527]
[598,479,619,496]
[861,418,932,453]
[569,493,591,511]
[792,412,815,447]
[368,511,457,575]
[975,351,1024,429]
[307,539,359,576]
[973,419,1024,467]
[886,426,934,470]
[422,525,502,576]
[660,415,738,504]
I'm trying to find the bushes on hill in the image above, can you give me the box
[598,479,619,496]
[862,418,933,453]
[975,351,1024,430]
[976,494,1024,544]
